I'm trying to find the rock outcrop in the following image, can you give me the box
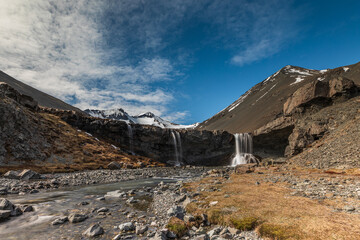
[253,77,360,159]
[45,109,235,166]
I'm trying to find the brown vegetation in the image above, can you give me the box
[184,170,360,239]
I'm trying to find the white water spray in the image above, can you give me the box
[171,131,183,166]
[231,133,255,166]
[175,131,183,162]
[126,122,134,154]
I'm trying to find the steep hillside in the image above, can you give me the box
[0,82,156,173]
[0,70,81,112]
[198,62,360,133]
[288,96,360,169]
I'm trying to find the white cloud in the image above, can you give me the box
[0,0,300,123]
[0,0,186,121]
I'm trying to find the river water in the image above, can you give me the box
[0,177,178,240]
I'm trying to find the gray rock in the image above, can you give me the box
[107,161,123,170]
[126,197,138,204]
[136,224,148,235]
[18,169,40,180]
[0,187,8,195]
[167,206,185,220]
[193,234,210,240]
[68,213,88,223]
[175,195,186,203]
[3,170,20,179]
[0,198,14,211]
[184,214,195,223]
[82,223,104,237]
[11,206,23,216]
[119,222,135,232]
[105,190,126,198]
[207,227,222,237]
[52,216,68,225]
[20,205,34,212]
[97,207,109,213]
[0,210,11,220]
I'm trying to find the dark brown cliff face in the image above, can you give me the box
[48,109,235,166]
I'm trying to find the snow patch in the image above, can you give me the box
[228,90,252,112]
[343,67,349,72]
[317,77,325,81]
[319,69,328,73]
[290,76,305,85]
[256,83,277,102]
[85,109,197,129]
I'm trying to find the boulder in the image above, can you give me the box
[11,206,23,216]
[329,77,357,98]
[107,161,123,169]
[68,213,88,223]
[284,81,329,115]
[3,170,20,179]
[136,224,148,235]
[104,190,126,198]
[82,223,104,237]
[18,169,41,180]
[0,210,11,221]
[0,198,14,211]
[52,216,68,225]
[119,222,135,232]
[167,206,185,220]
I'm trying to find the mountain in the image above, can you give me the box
[0,70,81,112]
[197,62,360,134]
[85,108,198,129]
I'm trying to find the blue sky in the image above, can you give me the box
[0,0,359,124]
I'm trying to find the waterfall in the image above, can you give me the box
[171,131,179,166]
[126,122,134,154]
[231,133,255,166]
[175,131,183,162]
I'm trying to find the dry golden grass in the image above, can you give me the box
[184,171,360,240]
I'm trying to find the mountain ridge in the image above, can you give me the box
[197,61,360,133]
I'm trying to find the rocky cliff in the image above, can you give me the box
[252,76,360,161]
[45,109,235,166]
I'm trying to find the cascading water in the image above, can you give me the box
[171,131,180,166]
[231,133,255,166]
[126,122,134,154]
[175,131,183,162]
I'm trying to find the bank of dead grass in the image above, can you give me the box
[184,172,360,239]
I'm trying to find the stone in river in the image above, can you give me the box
[52,216,68,225]
[68,213,88,223]
[0,210,11,221]
[119,222,135,232]
[82,223,104,237]
[0,198,14,211]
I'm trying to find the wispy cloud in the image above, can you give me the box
[0,0,299,122]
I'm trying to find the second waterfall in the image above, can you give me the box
[171,131,183,166]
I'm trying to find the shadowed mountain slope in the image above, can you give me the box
[0,70,81,112]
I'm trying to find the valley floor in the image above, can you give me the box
[2,164,360,239]
[184,164,360,239]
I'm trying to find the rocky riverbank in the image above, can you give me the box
[0,167,208,196]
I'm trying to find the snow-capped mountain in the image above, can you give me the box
[85,109,198,129]
[197,62,360,133]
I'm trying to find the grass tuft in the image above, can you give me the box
[167,217,187,237]
[230,216,259,231]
